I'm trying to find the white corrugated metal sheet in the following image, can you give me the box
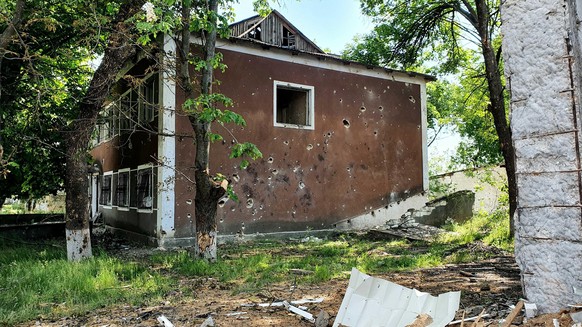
[333,268,460,327]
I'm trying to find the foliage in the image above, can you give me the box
[440,204,512,252]
[428,59,504,169]
[0,0,95,205]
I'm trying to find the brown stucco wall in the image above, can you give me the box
[173,47,424,236]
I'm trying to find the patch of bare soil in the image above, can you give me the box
[20,252,530,327]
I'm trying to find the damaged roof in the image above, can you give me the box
[228,10,435,82]
[229,10,325,54]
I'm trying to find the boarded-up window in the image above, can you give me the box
[274,81,314,129]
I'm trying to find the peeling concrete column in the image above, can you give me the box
[501,0,582,313]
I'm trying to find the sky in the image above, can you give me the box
[230,0,374,54]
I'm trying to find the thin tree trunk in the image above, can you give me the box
[65,0,145,261]
[177,0,224,260]
[193,0,223,261]
[475,0,517,234]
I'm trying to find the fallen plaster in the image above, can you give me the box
[333,268,460,327]
[334,193,427,230]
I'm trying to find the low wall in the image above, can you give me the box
[413,190,475,227]
[0,214,66,239]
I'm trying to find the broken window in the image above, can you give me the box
[118,89,138,132]
[139,74,158,124]
[248,25,262,40]
[136,166,153,210]
[116,170,130,207]
[91,73,159,145]
[100,173,112,206]
[274,81,314,129]
[282,26,295,48]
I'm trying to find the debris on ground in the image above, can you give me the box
[366,223,446,242]
[315,310,330,327]
[199,316,214,327]
[405,314,433,327]
[156,315,174,327]
[333,268,460,327]
[284,301,316,323]
[20,235,530,327]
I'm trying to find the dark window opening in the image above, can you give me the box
[276,87,310,126]
[116,171,129,207]
[100,175,112,206]
[140,74,158,124]
[282,27,295,48]
[136,168,153,210]
[248,25,262,40]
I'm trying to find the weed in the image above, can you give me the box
[1,211,512,325]
[0,239,172,325]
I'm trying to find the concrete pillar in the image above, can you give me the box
[501,0,582,313]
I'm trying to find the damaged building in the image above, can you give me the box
[89,11,433,247]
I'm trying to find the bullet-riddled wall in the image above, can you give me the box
[172,40,428,237]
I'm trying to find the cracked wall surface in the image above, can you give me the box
[501,0,582,313]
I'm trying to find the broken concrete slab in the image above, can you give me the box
[315,310,330,327]
[333,268,460,327]
[524,302,537,318]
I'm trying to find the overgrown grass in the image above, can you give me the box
[439,206,513,251]
[148,208,512,294]
[0,208,512,325]
[0,239,173,326]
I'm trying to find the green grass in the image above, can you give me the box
[148,209,513,293]
[0,208,513,325]
[0,239,173,326]
[439,206,513,251]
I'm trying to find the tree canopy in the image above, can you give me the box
[0,0,97,208]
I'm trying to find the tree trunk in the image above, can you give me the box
[475,0,517,234]
[177,0,223,260]
[65,0,145,261]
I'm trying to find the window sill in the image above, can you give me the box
[274,123,314,130]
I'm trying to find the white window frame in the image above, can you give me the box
[273,80,315,130]
[116,168,131,210]
[136,163,155,213]
[101,171,113,208]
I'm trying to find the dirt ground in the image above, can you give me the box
[21,253,534,327]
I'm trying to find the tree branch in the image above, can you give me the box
[0,0,25,53]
